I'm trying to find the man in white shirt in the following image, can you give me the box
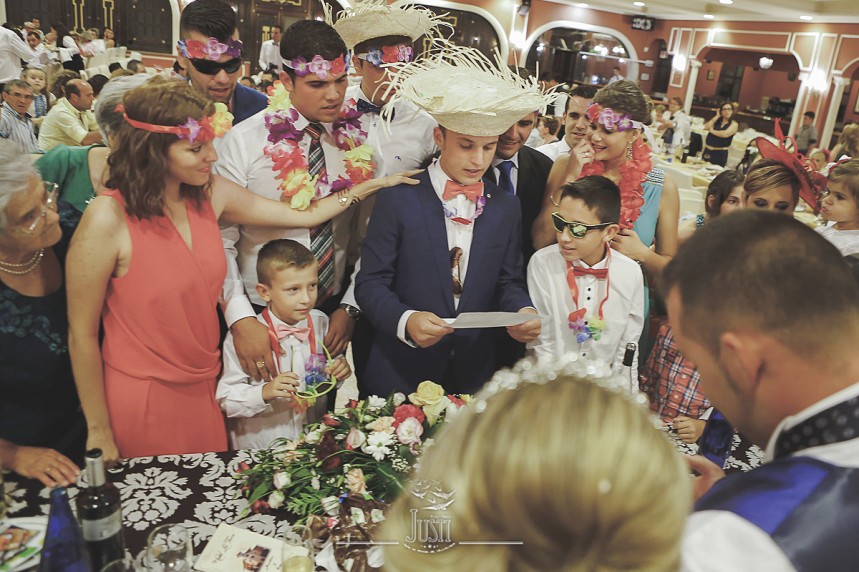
[537,84,597,161]
[26,31,54,68]
[257,25,282,73]
[215,20,359,383]
[665,210,859,572]
[0,26,36,84]
[37,79,102,151]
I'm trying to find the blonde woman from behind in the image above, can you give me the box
[381,360,692,572]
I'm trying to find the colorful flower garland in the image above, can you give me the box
[263,83,376,210]
[177,38,243,61]
[357,44,414,67]
[580,105,653,229]
[283,54,349,80]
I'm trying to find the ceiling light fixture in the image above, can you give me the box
[575,2,589,6]
[719,0,733,4]
[672,53,687,72]
[703,14,715,19]
[633,1,646,6]
[800,15,813,20]
[759,56,773,69]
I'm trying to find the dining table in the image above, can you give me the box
[3,434,764,568]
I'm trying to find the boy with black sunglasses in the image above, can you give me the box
[527,175,644,392]
[176,0,266,125]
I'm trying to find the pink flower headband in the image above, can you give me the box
[117,102,233,145]
[283,54,349,80]
[177,38,243,60]
[356,44,414,67]
[586,104,644,132]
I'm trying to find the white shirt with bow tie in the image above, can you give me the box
[217,308,329,450]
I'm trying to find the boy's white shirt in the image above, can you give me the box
[816,222,859,256]
[217,308,329,450]
[526,244,645,392]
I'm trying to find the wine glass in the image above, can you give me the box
[146,524,192,571]
[281,525,315,572]
[100,557,134,572]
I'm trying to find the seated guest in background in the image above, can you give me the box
[26,31,54,69]
[0,140,86,486]
[103,27,115,49]
[238,76,254,88]
[52,22,84,72]
[38,79,103,151]
[176,0,266,125]
[831,123,857,162]
[23,67,52,130]
[536,83,597,161]
[678,170,745,243]
[68,79,402,462]
[702,102,738,167]
[257,24,282,73]
[536,115,559,146]
[0,79,40,153]
[382,360,691,571]
[48,70,80,102]
[356,47,550,397]
[37,74,150,213]
[607,65,624,85]
[795,111,818,156]
[809,147,830,172]
[218,239,350,450]
[666,210,859,571]
[818,159,859,256]
[528,176,644,391]
[125,59,147,75]
[87,74,109,99]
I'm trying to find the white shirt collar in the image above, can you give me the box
[266,307,309,330]
[491,152,520,170]
[292,107,334,136]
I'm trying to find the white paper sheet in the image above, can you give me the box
[443,312,543,329]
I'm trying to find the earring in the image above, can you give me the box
[626,141,633,160]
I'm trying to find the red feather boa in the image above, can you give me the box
[580,138,653,229]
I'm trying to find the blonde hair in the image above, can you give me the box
[743,158,800,205]
[381,373,691,572]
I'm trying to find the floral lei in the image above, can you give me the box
[358,44,414,67]
[177,38,242,60]
[580,105,653,229]
[263,82,376,210]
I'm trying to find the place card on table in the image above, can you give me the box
[195,523,306,572]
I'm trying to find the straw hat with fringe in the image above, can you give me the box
[327,0,449,49]
[380,44,556,137]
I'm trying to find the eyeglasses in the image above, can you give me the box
[20,182,59,234]
[450,247,463,295]
[187,57,243,75]
[551,212,614,239]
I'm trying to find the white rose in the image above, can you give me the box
[268,490,285,509]
[396,417,424,445]
[321,496,341,516]
[444,400,465,423]
[367,395,386,410]
[272,471,292,490]
[305,428,324,444]
[423,398,449,427]
[392,392,406,406]
[346,427,366,450]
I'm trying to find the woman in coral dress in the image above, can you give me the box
[67,78,416,461]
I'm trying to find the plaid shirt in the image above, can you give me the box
[639,322,711,419]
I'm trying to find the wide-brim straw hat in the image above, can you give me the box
[381,44,556,137]
[330,0,448,49]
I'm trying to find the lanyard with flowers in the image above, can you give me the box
[263,82,376,211]
[261,308,336,406]
[565,247,611,343]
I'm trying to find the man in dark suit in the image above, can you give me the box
[486,110,554,264]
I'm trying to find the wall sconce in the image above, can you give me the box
[759,56,773,70]
[809,68,829,93]
[517,0,531,16]
[672,53,687,72]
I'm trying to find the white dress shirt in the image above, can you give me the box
[0,27,36,82]
[338,84,438,310]
[536,138,571,161]
[524,127,543,149]
[217,309,329,450]
[816,223,859,256]
[215,107,353,326]
[258,39,280,72]
[682,382,859,572]
[395,160,478,344]
[490,154,520,195]
[27,44,55,69]
[526,244,644,390]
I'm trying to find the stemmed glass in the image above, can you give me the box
[146,524,192,571]
[281,525,315,572]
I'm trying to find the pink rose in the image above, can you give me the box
[365,416,395,432]
[396,416,424,445]
[393,404,426,427]
[345,427,366,450]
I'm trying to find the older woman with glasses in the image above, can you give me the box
[0,139,85,487]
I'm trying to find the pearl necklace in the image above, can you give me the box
[0,248,45,275]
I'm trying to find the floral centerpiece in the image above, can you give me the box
[236,381,470,522]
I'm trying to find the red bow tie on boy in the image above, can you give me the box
[274,323,311,342]
[442,180,484,203]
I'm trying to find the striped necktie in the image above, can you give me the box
[305,122,335,303]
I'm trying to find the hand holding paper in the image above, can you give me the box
[507,307,542,344]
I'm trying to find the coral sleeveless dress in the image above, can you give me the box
[101,190,227,457]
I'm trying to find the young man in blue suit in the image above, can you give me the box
[355,48,554,396]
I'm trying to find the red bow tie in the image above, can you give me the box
[274,323,311,342]
[573,266,608,279]
[442,180,484,203]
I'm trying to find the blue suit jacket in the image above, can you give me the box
[232,83,267,125]
[355,171,532,397]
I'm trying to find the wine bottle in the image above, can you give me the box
[39,488,92,572]
[76,449,126,571]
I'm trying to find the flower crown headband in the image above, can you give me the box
[283,54,349,80]
[177,38,243,60]
[586,104,645,132]
[117,102,234,145]
[356,44,414,67]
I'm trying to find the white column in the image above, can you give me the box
[684,59,702,115]
[0,2,7,28]
[789,75,810,139]
[821,77,851,152]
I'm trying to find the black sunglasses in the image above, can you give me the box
[551,212,614,238]
[187,56,243,75]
